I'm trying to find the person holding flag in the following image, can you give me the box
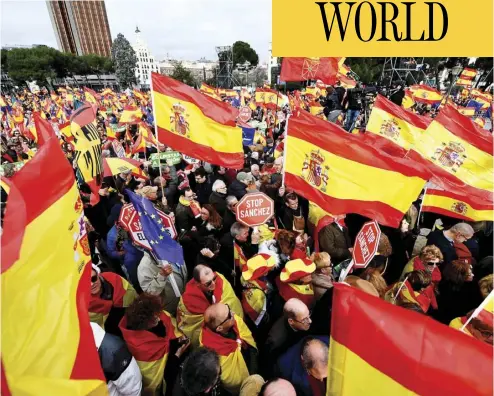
[126,189,188,316]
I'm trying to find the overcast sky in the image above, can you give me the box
[1,0,272,62]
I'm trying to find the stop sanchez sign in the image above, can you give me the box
[352,220,381,269]
[236,192,274,227]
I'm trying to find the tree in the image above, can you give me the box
[232,41,259,68]
[111,33,137,89]
[170,61,196,86]
[346,58,384,84]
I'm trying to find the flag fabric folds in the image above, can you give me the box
[408,104,493,201]
[126,189,184,267]
[70,104,103,205]
[1,114,106,395]
[365,95,431,156]
[422,187,493,222]
[280,57,338,84]
[327,283,493,396]
[410,84,443,104]
[285,110,430,227]
[118,105,143,125]
[151,72,244,169]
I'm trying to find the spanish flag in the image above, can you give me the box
[1,114,106,395]
[458,106,476,116]
[460,67,477,80]
[138,122,159,147]
[407,104,493,201]
[422,187,493,222]
[89,272,137,327]
[84,87,100,105]
[200,83,220,100]
[410,84,442,105]
[151,72,244,169]
[280,57,338,84]
[285,110,430,227]
[309,101,326,120]
[177,272,243,347]
[327,283,493,396]
[133,89,147,104]
[101,88,115,97]
[365,95,431,156]
[456,78,473,87]
[304,86,319,97]
[199,315,256,395]
[119,105,143,125]
[337,73,357,89]
[474,117,486,128]
[70,104,104,205]
[120,311,183,395]
[451,291,494,340]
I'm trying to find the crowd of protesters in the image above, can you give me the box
[1,83,493,396]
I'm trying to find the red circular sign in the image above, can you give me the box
[235,192,274,227]
[238,106,252,123]
[118,203,177,249]
[352,220,381,269]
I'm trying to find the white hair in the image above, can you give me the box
[450,222,474,236]
[251,164,260,171]
[212,179,226,192]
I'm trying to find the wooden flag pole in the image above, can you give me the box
[149,73,166,201]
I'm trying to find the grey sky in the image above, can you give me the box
[1,0,271,62]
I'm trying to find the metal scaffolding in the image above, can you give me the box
[215,45,239,88]
[379,58,427,86]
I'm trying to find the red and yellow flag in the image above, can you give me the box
[410,84,442,105]
[408,104,493,201]
[309,101,326,120]
[460,67,477,79]
[152,72,244,169]
[365,95,431,157]
[308,201,333,252]
[138,122,159,147]
[84,87,100,105]
[422,187,493,222]
[280,57,338,84]
[458,106,476,116]
[200,83,221,101]
[327,284,493,396]
[456,78,473,87]
[402,89,415,109]
[1,114,106,395]
[285,110,430,227]
[120,311,182,395]
[118,105,143,125]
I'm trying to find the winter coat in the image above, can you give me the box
[195,180,213,205]
[311,271,334,301]
[227,180,247,200]
[209,191,227,217]
[319,223,352,264]
[175,202,195,232]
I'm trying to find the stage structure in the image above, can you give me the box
[215,45,240,88]
[380,58,428,87]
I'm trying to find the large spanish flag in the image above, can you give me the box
[422,187,493,222]
[280,57,339,84]
[410,84,442,105]
[365,95,431,157]
[285,110,430,227]
[151,72,244,169]
[408,104,493,201]
[1,114,106,395]
[327,283,493,396]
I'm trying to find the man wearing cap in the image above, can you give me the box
[241,254,277,333]
[200,303,258,395]
[89,264,138,329]
[276,258,316,307]
[228,172,254,200]
[177,264,244,347]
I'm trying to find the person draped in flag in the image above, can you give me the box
[385,270,436,313]
[177,264,243,347]
[119,293,190,396]
[88,264,138,328]
[199,303,258,394]
[275,258,316,308]
[401,245,444,286]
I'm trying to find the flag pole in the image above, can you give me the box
[281,114,290,188]
[149,72,166,201]
[460,290,494,332]
[392,275,409,304]
[416,185,428,229]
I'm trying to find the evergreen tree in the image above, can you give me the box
[111,33,137,89]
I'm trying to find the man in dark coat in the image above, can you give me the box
[194,166,213,205]
[209,179,228,217]
[227,172,252,199]
[427,222,475,266]
[319,216,353,264]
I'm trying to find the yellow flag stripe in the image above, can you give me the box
[412,121,493,192]
[154,91,242,155]
[328,338,416,395]
[285,135,426,213]
[422,194,493,222]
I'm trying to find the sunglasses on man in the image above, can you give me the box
[202,275,217,288]
[217,304,232,328]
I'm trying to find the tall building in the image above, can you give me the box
[46,0,112,57]
[267,42,279,85]
[132,27,159,89]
